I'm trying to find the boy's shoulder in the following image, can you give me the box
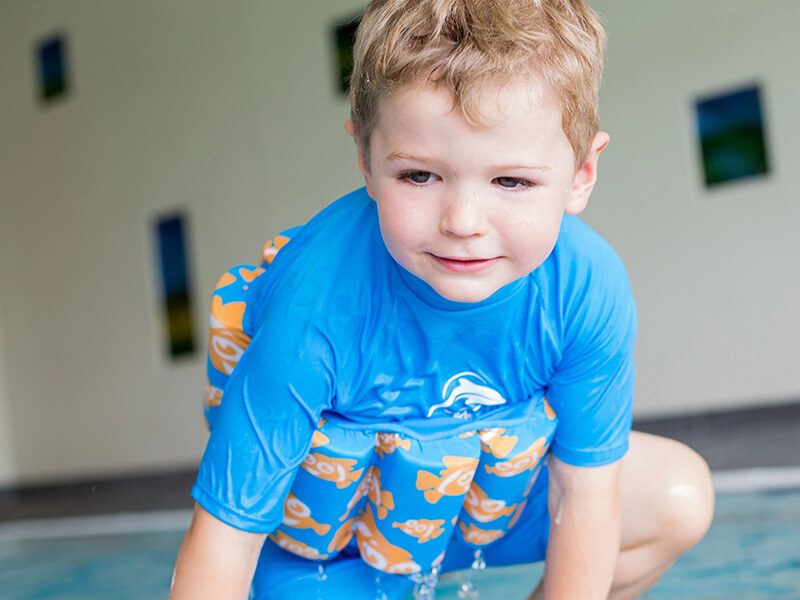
[535,214,635,329]
[543,214,630,284]
[266,187,384,271]
[250,187,393,319]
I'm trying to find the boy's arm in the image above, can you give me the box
[541,456,621,600]
[170,504,266,600]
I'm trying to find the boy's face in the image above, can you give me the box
[352,75,608,303]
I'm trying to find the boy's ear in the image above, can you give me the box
[564,131,610,215]
[344,119,372,184]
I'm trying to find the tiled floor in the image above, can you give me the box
[1,402,798,523]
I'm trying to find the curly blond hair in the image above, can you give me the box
[350,0,606,168]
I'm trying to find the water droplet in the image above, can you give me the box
[316,562,328,600]
[471,549,486,571]
[410,566,440,600]
[457,576,479,599]
[374,571,388,600]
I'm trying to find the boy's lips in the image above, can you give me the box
[431,254,500,273]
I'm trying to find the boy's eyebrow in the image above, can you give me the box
[384,151,551,172]
[384,151,437,164]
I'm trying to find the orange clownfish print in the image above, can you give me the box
[391,518,446,544]
[311,430,330,448]
[462,482,518,523]
[204,379,223,408]
[282,492,331,536]
[269,530,328,560]
[478,428,519,459]
[543,396,556,420]
[208,297,249,376]
[310,419,330,448]
[356,505,421,574]
[327,516,359,553]
[301,453,364,489]
[365,466,395,519]
[457,522,505,546]
[507,498,528,529]
[261,235,292,266]
[375,433,412,458]
[415,455,479,504]
[207,266,263,375]
[339,470,371,522]
[484,437,548,478]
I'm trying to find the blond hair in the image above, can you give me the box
[350,0,606,168]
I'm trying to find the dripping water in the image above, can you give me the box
[457,548,487,599]
[316,562,328,600]
[411,566,440,600]
[374,571,389,600]
[471,549,486,572]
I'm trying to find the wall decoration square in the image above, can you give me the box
[695,85,770,187]
[36,33,70,104]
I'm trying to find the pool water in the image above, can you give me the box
[1,489,798,600]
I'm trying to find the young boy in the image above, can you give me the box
[171,1,714,598]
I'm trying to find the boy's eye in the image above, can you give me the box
[494,176,534,190]
[403,171,433,184]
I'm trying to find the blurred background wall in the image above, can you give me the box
[0,1,797,488]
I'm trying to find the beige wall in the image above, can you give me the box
[0,302,16,484]
[0,1,797,486]
[0,0,365,486]
[591,0,800,415]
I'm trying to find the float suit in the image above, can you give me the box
[193,186,636,598]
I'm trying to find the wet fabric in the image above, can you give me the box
[193,186,637,537]
[249,464,551,599]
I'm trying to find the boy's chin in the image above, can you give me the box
[431,281,502,304]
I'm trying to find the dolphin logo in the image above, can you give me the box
[427,372,507,419]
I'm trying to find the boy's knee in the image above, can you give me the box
[658,442,715,552]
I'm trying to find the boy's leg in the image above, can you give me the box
[529,431,715,600]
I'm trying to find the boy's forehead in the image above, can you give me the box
[379,72,560,129]
[367,75,574,173]
[375,73,561,136]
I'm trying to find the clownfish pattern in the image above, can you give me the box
[282,491,331,536]
[462,482,518,523]
[365,466,396,519]
[269,529,329,560]
[484,437,548,478]
[391,518,446,544]
[327,516,359,554]
[375,433,412,458]
[301,452,364,489]
[311,418,331,448]
[208,266,264,376]
[457,521,506,546]
[507,497,528,530]
[204,378,223,409]
[416,455,480,504]
[356,504,422,575]
[261,234,292,267]
[477,428,519,459]
[543,396,556,420]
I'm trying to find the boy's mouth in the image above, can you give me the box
[431,255,499,273]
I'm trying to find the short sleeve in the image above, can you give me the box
[192,293,336,533]
[546,238,637,467]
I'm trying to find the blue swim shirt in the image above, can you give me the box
[192,187,637,533]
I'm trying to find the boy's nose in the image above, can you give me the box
[438,193,486,238]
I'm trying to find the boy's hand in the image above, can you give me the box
[540,456,622,600]
[170,504,266,600]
